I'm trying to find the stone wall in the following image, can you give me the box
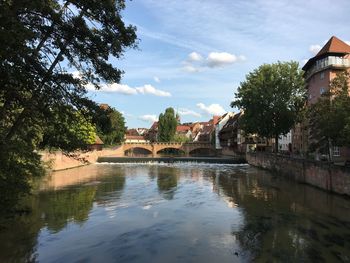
[41,146,124,171]
[246,152,350,196]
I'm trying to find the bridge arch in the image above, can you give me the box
[125,147,152,157]
[123,144,153,153]
[189,147,216,157]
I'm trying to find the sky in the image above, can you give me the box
[85,0,350,128]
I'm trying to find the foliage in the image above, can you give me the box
[173,134,191,143]
[231,61,305,152]
[158,107,178,142]
[40,108,97,151]
[308,72,350,157]
[94,106,126,145]
[0,0,137,211]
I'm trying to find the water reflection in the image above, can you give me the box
[157,167,178,200]
[0,164,350,262]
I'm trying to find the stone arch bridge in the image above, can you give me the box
[119,142,216,157]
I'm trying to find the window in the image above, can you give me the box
[320,72,325,80]
[320,87,325,94]
[333,146,340,156]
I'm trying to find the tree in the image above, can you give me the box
[158,108,178,142]
[94,106,126,145]
[231,61,305,153]
[0,0,137,211]
[308,72,350,160]
[173,134,191,143]
[40,108,97,151]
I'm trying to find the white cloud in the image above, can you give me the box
[197,103,226,116]
[86,83,138,95]
[182,64,201,73]
[154,76,160,83]
[183,51,246,73]
[309,44,322,55]
[136,84,171,97]
[206,52,244,68]
[139,114,158,123]
[188,52,203,62]
[178,108,201,118]
[86,82,171,97]
[345,41,350,46]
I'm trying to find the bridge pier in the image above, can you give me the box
[152,145,157,157]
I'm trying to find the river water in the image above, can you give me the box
[1,163,350,262]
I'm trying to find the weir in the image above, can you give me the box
[97,156,246,164]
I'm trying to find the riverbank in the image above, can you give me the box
[246,152,350,196]
[40,147,124,171]
[97,156,245,164]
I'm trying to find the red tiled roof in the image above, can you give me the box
[126,129,139,136]
[303,36,350,71]
[176,125,191,132]
[316,36,350,57]
[99,103,110,110]
[150,122,158,130]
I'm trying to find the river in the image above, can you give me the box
[1,163,350,262]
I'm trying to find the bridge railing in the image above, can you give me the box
[122,142,213,147]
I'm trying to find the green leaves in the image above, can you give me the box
[94,106,126,145]
[0,0,136,211]
[232,61,305,152]
[158,108,177,142]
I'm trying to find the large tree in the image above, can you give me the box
[94,106,126,145]
[308,72,350,160]
[0,0,137,211]
[158,108,178,142]
[231,61,305,153]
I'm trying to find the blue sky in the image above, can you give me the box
[86,0,350,128]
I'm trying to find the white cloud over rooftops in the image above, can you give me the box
[196,103,226,116]
[177,108,201,118]
[139,114,158,123]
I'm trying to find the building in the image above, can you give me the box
[146,121,158,142]
[302,36,350,161]
[303,36,350,105]
[87,135,104,151]
[215,112,235,149]
[217,111,270,153]
[193,116,219,143]
[277,131,292,152]
[176,125,192,139]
